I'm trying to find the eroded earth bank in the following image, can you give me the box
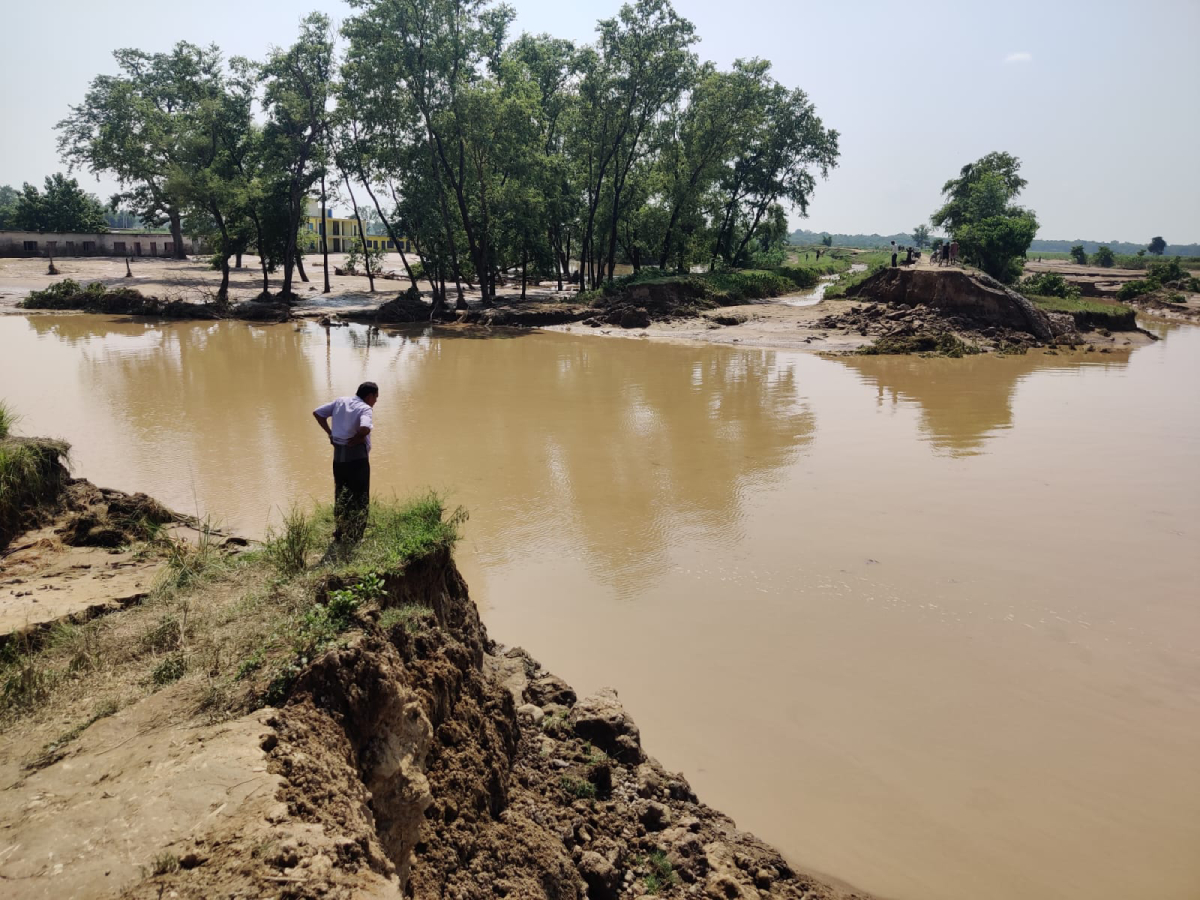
[0,448,871,900]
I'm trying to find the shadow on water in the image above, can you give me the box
[837,348,1137,456]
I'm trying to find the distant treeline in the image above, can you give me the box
[790,228,1198,256]
[1025,239,1199,256]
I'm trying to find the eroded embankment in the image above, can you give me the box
[825,267,1148,354]
[0,470,872,900]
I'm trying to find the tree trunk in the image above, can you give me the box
[521,245,528,301]
[342,172,375,293]
[169,210,187,259]
[321,174,331,294]
[295,250,310,283]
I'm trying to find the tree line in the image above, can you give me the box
[54,0,839,307]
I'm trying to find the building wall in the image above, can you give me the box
[0,230,206,258]
[301,214,413,255]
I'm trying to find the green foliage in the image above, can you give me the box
[643,850,680,894]
[1093,246,1115,268]
[931,152,1037,283]
[378,604,435,633]
[1148,236,1166,256]
[911,225,930,248]
[265,506,318,575]
[0,185,17,229]
[1020,272,1080,299]
[1027,294,1136,330]
[0,400,18,440]
[1116,280,1151,301]
[1069,244,1088,265]
[0,436,70,550]
[11,174,109,234]
[150,653,186,686]
[821,233,833,247]
[558,775,597,800]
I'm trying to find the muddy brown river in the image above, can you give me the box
[2,314,1197,900]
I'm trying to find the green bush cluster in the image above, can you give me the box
[1020,272,1080,300]
[1116,258,1198,301]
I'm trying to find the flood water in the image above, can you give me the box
[1,314,1198,900]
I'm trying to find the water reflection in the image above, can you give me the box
[839,350,1134,456]
[12,317,815,597]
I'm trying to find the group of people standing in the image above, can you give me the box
[890,239,959,268]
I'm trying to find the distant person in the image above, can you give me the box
[313,381,378,543]
[891,240,898,268]
[905,247,913,265]
[950,240,959,266]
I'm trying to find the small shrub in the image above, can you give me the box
[559,775,596,800]
[379,603,434,633]
[151,653,186,686]
[1020,272,1080,300]
[265,506,316,575]
[150,853,180,876]
[0,400,19,439]
[643,850,680,895]
[1117,280,1153,302]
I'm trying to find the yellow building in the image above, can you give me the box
[303,201,412,255]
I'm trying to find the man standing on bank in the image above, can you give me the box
[313,382,378,543]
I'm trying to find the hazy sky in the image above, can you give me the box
[4,0,1198,243]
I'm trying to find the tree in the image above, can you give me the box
[0,185,18,229]
[1148,236,1166,256]
[931,152,1037,283]
[1093,245,1115,267]
[911,225,930,248]
[821,233,832,247]
[12,174,109,233]
[58,42,226,258]
[1069,244,1087,265]
[260,13,335,299]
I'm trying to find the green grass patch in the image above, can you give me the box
[1026,295,1136,330]
[0,433,71,549]
[1,494,466,727]
[379,603,435,633]
[641,851,680,895]
[558,775,597,800]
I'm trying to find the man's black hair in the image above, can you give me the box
[356,381,379,400]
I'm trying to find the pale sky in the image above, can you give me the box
[4,0,1198,243]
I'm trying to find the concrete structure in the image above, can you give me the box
[303,200,412,255]
[0,230,206,258]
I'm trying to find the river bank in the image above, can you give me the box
[0,452,873,900]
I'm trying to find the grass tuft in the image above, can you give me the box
[265,506,317,575]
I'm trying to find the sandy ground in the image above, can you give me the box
[0,527,163,638]
[0,252,1181,352]
[0,252,573,318]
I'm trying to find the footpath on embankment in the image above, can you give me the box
[0,437,875,900]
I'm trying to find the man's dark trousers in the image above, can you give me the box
[333,451,370,542]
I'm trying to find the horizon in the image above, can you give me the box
[2,0,1198,245]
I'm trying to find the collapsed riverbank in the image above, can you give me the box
[0,446,873,900]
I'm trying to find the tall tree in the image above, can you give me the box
[260,12,335,299]
[12,174,109,233]
[931,152,1037,283]
[58,42,225,258]
[0,186,20,229]
[911,224,930,248]
[1147,236,1166,256]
